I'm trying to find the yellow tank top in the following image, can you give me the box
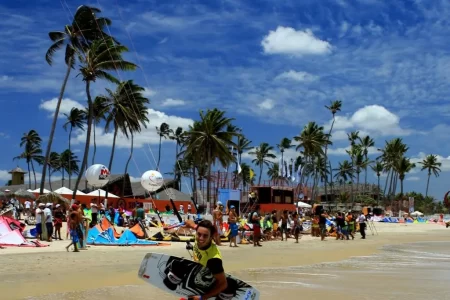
[193,239,222,267]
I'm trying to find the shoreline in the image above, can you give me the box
[0,223,448,299]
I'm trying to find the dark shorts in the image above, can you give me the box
[319,224,327,235]
[36,223,42,234]
[46,222,53,237]
[253,224,261,238]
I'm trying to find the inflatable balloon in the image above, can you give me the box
[85,164,110,187]
[141,170,164,192]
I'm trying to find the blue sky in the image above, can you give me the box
[0,0,450,199]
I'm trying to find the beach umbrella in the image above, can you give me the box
[13,189,36,200]
[410,211,424,216]
[296,201,312,208]
[31,188,51,194]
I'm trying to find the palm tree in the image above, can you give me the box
[63,108,86,188]
[59,149,79,188]
[359,135,375,192]
[323,100,342,202]
[156,122,170,169]
[395,157,416,196]
[419,154,442,197]
[371,161,384,205]
[41,5,115,195]
[72,37,137,200]
[377,138,408,197]
[267,162,288,185]
[47,152,60,190]
[334,160,353,209]
[249,142,276,185]
[14,130,43,189]
[236,136,252,165]
[276,137,292,178]
[91,96,108,165]
[185,109,236,209]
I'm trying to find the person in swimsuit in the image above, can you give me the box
[228,205,238,247]
[292,212,302,243]
[212,202,224,246]
[280,210,289,241]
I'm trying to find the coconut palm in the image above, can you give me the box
[249,142,276,185]
[14,130,43,189]
[276,137,292,176]
[91,96,108,165]
[47,152,60,190]
[72,37,137,200]
[418,154,442,197]
[267,162,288,185]
[63,108,86,188]
[359,135,375,192]
[236,136,252,165]
[59,149,79,188]
[395,157,416,196]
[323,100,342,201]
[185,109,236,207]
[377,138,408,197]
[371,161,384,205]
[41,5,115,195]
[156,122,170,169]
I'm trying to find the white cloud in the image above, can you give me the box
[410,152,450,172]
[258,99,275,110]
[328,146,380,156]
[261,26,332,56]
[39,98,85,117]
[143,88,157,98]
[325,105,410,140]
[71,108,194,148]
[1,75,12,81]
[275,70,319,82]
[161,98,186,107]
[406,176,420,181]
[0,170,11,181]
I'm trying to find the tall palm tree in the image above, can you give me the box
[63,108,86,189]
[185,109,236,208]
[323,100,342,202]
[72,37,137,200]
[395,157,415,196]
[169,127,185,186]
[267,162,288,185]
[418,154,442,197]
[47,151,61,190]
[249,142,276,185]
[377,138,408,197]
[359,135,375,192]
[156,122,170,169]
[236,136,252,165]
[276,137,292,177]
[14,130,43,189]
[91,96,108,165]
[371,161,384,205]
[41,5,115,195]
[59,149,79,188]
[334,160,353,209]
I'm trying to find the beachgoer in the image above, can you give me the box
[228,205,238,247]
[184,219,228,299]
[292,212,302,243]
[358,212,366,239]
[319,210,328,241]
[24,199,31,218]
[187,203,192,214]
[250,207,262,247]
[66,205,80,252]
[53,204,64,240]
[346,213,355,240]
[35,203,45,240]
[213,202,224,246]
[280,210,289,241]
[44,203,53,242]
[336,212,345,240]
[90,203,98,226]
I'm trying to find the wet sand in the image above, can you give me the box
[0,223,448,300]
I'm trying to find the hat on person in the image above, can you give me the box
[230,205,235,209]
[38,203,45,207]
[45,202,52,207]
[71,204,79,210]
[217,201,223,206]
[56,204,61,208]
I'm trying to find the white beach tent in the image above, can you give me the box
[296,201,312,208]
[54,187,86,195]
[87,189,119,198]
[410,211,424,216]
[31,188,51,194]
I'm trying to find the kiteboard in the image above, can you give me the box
[138,252,260,300]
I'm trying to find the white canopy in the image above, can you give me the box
[410,211,424,216]
[54,187,86,195]
[87,189,119,198]
[31,188,50,194]
[26,189,33,192]
[296,201,312,208]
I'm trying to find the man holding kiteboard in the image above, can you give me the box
[183,219,228,299]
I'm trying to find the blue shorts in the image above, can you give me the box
[229,223,238,238]
[70,229,79,244]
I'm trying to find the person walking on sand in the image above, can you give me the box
[44,203,54,242]
[228,205,239,247]
[292,212,302,243]
[319,209,328,241]
[358,212,366,239]
[66,207,80,252]
[213,202,224,246]
[280,210,289,241]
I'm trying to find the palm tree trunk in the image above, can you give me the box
[122,133,134,196]
[92,123,97,165]
[400,179,404,196]
[258,165,263,185]
[329,160,333,202]
[72,81,93,200]
[39,61,72,195]
[27,162,31,189]
[192,166,197,205]
[206,151,212,213]
[425,172,431,197]
[364,154,368,194]
[49,168,52,190]
[68,127,72,189]
[61,170,65,188]
[324,117,335,203]
[31,160,37,189]
[108,127,118,171]
[157,135,162,169]
[377,175,381,206]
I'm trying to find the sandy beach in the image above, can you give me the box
[0,222,448,300]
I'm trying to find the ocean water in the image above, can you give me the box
[24,242,450,300]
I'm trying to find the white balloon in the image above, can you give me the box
[141,170,164,192]
[85,164,110,187]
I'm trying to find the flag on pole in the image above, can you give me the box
[278,158,282,176]
[238,164,242,174]
[249,168,255,179]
